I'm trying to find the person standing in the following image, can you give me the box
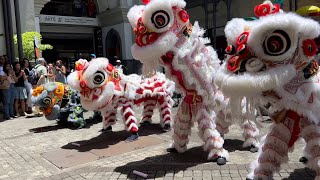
[34,58,48,86]
[21,58,35,116]
[0,56,5,107]
[13,62,27,116]
[2,63,17,119]
[47,63,55,82]
[55,60,67,84]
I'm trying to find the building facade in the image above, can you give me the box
[0,0,319,74]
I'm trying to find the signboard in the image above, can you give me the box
[39,15,98,26]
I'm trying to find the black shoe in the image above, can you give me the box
[166,148,178,153]
[299,156,308,164]
[250,145,259,153]
[140,121,151,125]
[125,133,139,142]
[162,124,171,132]
[101,126,112,132]
[212,156,227,165]
[246,178,253,180]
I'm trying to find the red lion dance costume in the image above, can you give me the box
[67,58,174,141]
[128,0,261,165]
[215,1,320,179]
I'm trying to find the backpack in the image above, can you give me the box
[28,68,40,85]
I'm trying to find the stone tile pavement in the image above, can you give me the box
[0,108,315,179]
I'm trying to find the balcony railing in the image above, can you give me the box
[40,0,97,18]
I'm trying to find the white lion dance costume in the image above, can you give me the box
[215,1,320,179]
[128,0,261,165]
[67,58,174,141]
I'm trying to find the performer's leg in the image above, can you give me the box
[102,109,117,131]
[241,119,260,152]
[158,95,172,131]
[141,98,157,124]
[197,107,229,165]
[122,100,139,142]
[215,111,231,138]
[247,123,292,179]
[168,102,192,153]
[300,120,320,179]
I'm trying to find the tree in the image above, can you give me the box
[14,32,53,60]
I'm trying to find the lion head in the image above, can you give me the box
[127,0,191,73]
[67,58,123,111]
[215,1,320,98]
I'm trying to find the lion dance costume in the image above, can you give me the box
[215,1,320,179]
[128,0,261,165]
[67,58,175,141]
[32,82,86,128]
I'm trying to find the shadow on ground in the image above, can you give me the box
[28,117,102,133]
[61,123,168,152]
[285,167,316,180]
[113,146,238,179]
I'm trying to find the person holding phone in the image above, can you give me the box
[13,62,27,116]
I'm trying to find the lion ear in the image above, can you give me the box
[67,72,81,91]
[127,5,145,28]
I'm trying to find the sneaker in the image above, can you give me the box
[13,115,19,118]
[25,112,35,117]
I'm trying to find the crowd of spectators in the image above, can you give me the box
[0,56,67,120]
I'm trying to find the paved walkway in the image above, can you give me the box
[0,108,315,180]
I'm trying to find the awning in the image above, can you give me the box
[296,6,320,16]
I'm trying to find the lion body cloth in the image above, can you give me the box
[128,0,261,165]
[67,58,175,141]
[215,1,320,179]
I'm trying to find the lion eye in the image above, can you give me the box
[43,97,52,105]
[93,71,105,85]
[151,10,170,29]
[263,30,291,56]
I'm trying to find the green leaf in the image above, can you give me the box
[14,31,53,60]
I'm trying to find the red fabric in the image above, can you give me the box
[287,110,301,148]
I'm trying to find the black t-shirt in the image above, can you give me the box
[14,71,25,87]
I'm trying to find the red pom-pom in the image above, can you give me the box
[236,32,249,46]
[178,10,189,23]
[237,44,247,55]
[225,45,235,54]
[142,0,150,5]
[254,4,271,17]
[227,56,241,72]
[106,64,114,72]
[272,4,280,14]
[303,39,317,57]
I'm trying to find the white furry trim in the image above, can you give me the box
[208,148,229,161]
[127,5,145,28]
[215,63,297,97]
[131,32,178,74]
[127,123,139,132]
[67,71,81,91]
[243,138,260,148]
[169,142,187,153]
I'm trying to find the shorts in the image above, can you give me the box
[15,87,27,99]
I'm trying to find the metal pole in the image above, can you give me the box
[289,0,292,11]
[2,0,11,62]
[6,0,16,63]
[14,0,23,61]
[203,0,208,30]
[226,0,231,21]
[213,0,217,49]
